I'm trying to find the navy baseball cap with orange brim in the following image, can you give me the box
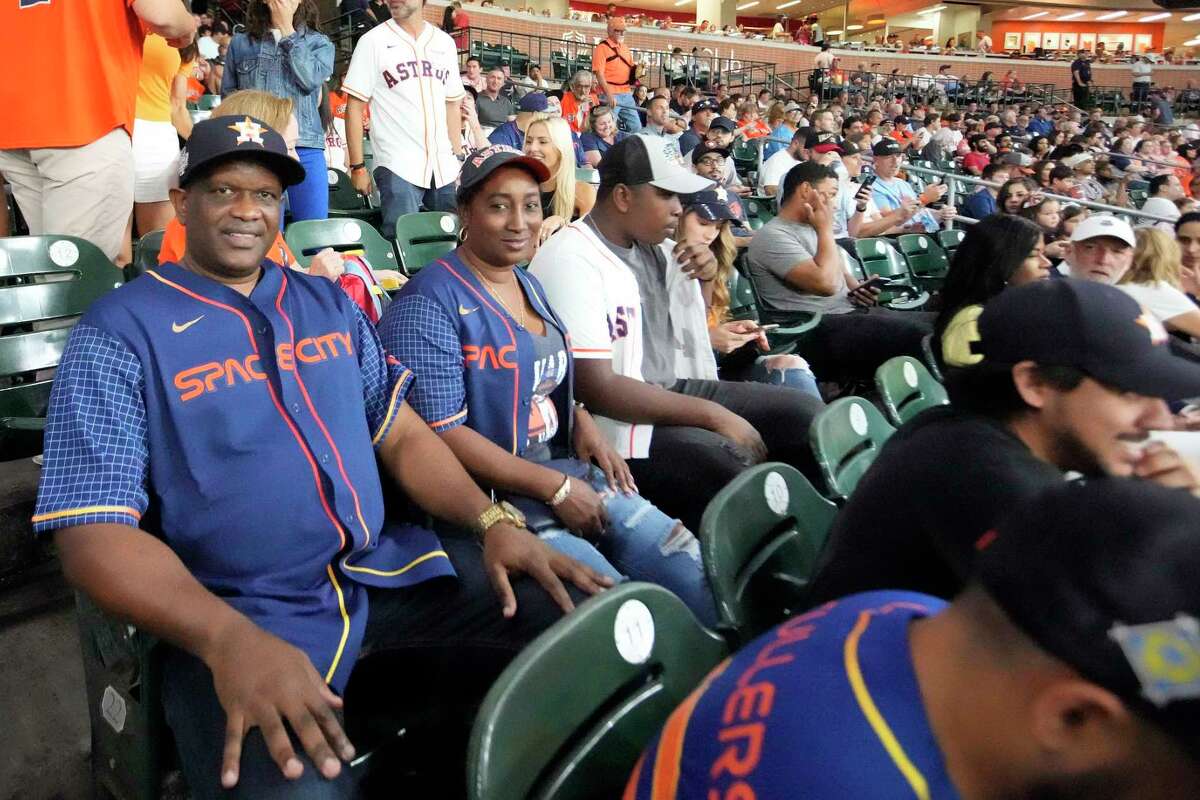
[179,115,305,188]
[976,478,1200,758]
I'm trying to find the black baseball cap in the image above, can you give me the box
[690,142,730,165]
[600,134,713,194]
[457,144,551,201]
[977,478,1200,755]
[708,116,737,134]
[840,138,862,157]
[872,138,903,157]
[894,114,909,126]
[178,115,305,188]
[976,279,1200,400]
[693,98,719,114]
[803,128,824,149]
[812,132,844,154]
[680,187,740,222]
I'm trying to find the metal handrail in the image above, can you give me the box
[902,163,1177,226]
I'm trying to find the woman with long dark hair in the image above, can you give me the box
[996,177,1038,215]
[378,146,717,624]
[222,0,333,222]
[934,215,1051,367]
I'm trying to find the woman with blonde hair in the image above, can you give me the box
[676,190,820,399]
[1119,227,1200,338]
[523,116,595,243]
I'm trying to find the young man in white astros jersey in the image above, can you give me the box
[343,0,466,237]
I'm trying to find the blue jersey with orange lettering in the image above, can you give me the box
[32,260,454,691]
[625,591,959,800]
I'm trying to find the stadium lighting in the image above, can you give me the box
[1139,12,1170,21]
[1057,12,1085,21]
[736,1,759,9]
[1021,11,1049,20]
[1096,11,1127,20]
[778,0,804,7]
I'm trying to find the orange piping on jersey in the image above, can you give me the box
[649,659,731,800]
[146,268,352,682]
[440,258,522,454]
[570,346,614,354]
[272,270,373,550]
[429,408,468,431]
[32,505,142,524]
[624,755,646,800]
[371,367,412,445]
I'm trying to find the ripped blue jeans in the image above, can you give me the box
[750,353,821,400]
[506,460,717,626]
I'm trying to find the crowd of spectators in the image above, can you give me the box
[7,2,1200,799]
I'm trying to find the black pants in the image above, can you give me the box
[1073,84,1091,109]
[626,379,825,532]
[161,536,583,799]
[1132,82,1150,104]
[796,307,934,384]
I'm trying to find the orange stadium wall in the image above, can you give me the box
[989,21,1166,54]
[424,1,1200,92]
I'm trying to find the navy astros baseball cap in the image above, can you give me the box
[871,138,903,157]
[600,134,713,194]
[680,187,740,222]
[456,145,551,201]
[179,115,305,188]
[707,116,737,134]
[692,98,719,114]
[690,142,730,165]
[976,279,1200,400]
[977,478,1200,756]
[518,92,549,112]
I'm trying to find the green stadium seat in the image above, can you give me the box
[284,218,400,272]
[699,463,837,645]
[392,212,461,276]
[937,228,965,258]
[1128,189,1148,209]
[730,141,757,178]
[126,229,165,282]
[853,237,930,310]
[744,196,775,227]
[575,167,599,186]
[727,267,821,350]
[920,332,945,383]
[0,235,123,458]
[326,167,384,230]
[874,356,949,427]
[467,583,728,800]
[808,396,896,502]
[197,94,221,111]
[897,233,950,291]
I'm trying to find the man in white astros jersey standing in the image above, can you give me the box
[343,0,466,237]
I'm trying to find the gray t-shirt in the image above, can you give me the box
[747,217,855,315]
[476,94,515,128]
[585,217,677,386]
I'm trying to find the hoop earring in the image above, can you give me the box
[458,228,469,244]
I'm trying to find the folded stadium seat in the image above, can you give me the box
[874,355,949,427]
[728,262,823,347]
[550,51,569,80]
[699,462,837,646]
[466,583,728,800]
[0,235,124,459]
[920,332,944,383]
[937,228,965,259]
[744,196,775,229]
[896,232,951,291]
[326,167,384,230]
[197,94,221,111]
[852,237,930,310]
[125,228,165,282]
[730,140,758,180]
[284,218,400,272]
[392,211,461,277]
[808,396,896,502]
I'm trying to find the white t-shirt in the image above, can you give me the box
[814,50,835,69]
[343,20,465,189]
[529,219,716,459]
[1120,281,1197,322]
[198,35,219,60]
[978,35,992,51]
[325,118,348,170]
[1132,61,1154,84]
[760,149,800,192]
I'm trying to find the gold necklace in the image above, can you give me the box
[466,259,526,329]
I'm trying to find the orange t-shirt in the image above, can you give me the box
[0,0,144,148]
[136,34,182,122]
[740,119,771,139]
[592,37,636,95]
[158,218,296,269]
[561,92,594,135]
[187,77,206,105]
[329,90,370,124]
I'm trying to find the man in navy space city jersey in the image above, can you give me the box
[33,116,609,799]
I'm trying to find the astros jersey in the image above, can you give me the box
[625,592,961,800]
[1,0,144,148]
[33,261,453,691]
[342,20,465,190]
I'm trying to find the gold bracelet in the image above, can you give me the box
[549,476,572,507]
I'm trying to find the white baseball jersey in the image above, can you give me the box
[342,19,465,190]
[531,220,716,460]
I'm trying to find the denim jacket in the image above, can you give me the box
[221,28,334,150]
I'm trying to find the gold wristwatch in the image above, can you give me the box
[474,501,527,538]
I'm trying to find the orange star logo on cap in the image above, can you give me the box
[228,117,266,147]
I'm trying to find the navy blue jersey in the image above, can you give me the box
[33,260,454,690]
[626,591,960,800]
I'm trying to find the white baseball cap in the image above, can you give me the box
[1069,214,1136,248]
[599,133,714,194]
[1061,152,1095,169]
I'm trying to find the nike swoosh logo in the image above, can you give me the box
[172,315,204,333]
[458,304,478,316]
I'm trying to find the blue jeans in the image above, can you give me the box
[288,146,330,222]
[611,91,643,133]
[530,463,717,627]
[751,355,821,400]
[375,166,457,238]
